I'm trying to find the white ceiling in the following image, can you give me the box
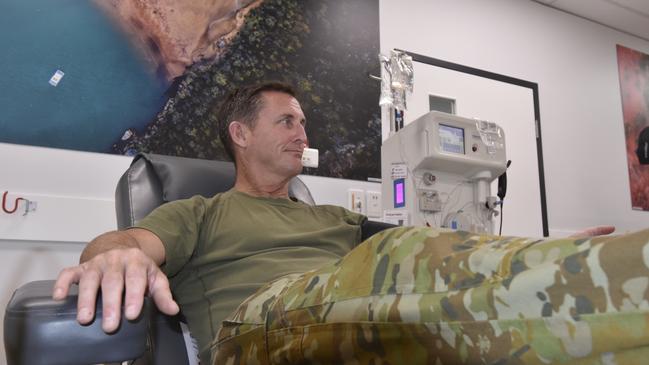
[532,0,649,41]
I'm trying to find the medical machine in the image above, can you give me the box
[381,111,507,233]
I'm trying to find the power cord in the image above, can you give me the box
[499,201,504,236]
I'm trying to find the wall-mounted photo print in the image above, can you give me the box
[1,0,381,181]
[617,44,649,211]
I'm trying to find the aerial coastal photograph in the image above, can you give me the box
[2,0,381,180]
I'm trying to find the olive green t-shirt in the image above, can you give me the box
[135,189,365,362]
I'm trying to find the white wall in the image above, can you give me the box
[0,143,132,361]
[380,0,649,235]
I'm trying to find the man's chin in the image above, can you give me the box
[277,162,303,178]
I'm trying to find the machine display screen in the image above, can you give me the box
[439,124,465,154]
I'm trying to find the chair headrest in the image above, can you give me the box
[133,153,236,201]
[115,153,315,229]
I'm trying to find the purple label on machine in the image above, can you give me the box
[394,178,405,208]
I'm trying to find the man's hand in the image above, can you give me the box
[53,245,179,333]
[570,225,616,239]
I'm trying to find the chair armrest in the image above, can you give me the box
[4,280,149,365]
[360,219,397,241]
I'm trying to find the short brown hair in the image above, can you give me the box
[215,81,297,162]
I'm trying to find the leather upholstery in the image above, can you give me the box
[115,153,315,229]
[4,281,149,365]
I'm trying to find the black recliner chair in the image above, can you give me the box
[4,153,316,365]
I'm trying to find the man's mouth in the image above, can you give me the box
[285,143,307,153]
[284,143,307,157]
[284,149,304,160]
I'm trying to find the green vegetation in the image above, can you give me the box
[113,0,381,180]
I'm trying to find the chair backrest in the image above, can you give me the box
[115,153,315,229]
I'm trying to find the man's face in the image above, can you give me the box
[242,91,308,178]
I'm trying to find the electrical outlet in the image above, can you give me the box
[301,148,319,168]
[366,191,382,218]
[348,189,365,214]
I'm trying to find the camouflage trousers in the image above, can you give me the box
[212,226,649,364]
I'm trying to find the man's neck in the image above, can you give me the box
[233,165,292,199]
[233,180,290,198]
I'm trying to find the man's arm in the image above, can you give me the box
[53,228,179,333]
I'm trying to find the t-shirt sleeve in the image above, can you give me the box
[133,195,207,277]
[324,205,366,246]
[343,208,366,227]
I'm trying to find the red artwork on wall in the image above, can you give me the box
[617,44,649,211]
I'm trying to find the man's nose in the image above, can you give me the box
[295,123,308,146]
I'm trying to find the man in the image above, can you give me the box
[55,82,648,364]
[54,82,369,364]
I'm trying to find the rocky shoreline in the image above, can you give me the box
[92,0,263,81]
[110,0,382,180]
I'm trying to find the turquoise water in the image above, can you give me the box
[0,0,166,153]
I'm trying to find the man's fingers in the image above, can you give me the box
[570,225,616,238]
[123,263,148,320]
[589,225,616,236]
[149,269,180,315]
[53,248,173,332]
[53,266,82,300]
[100,265,126,333]
[76,264,102,325]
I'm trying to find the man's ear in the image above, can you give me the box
[229,121,250,148]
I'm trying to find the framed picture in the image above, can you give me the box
[1,0,381,181]
[617,44,649,211]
